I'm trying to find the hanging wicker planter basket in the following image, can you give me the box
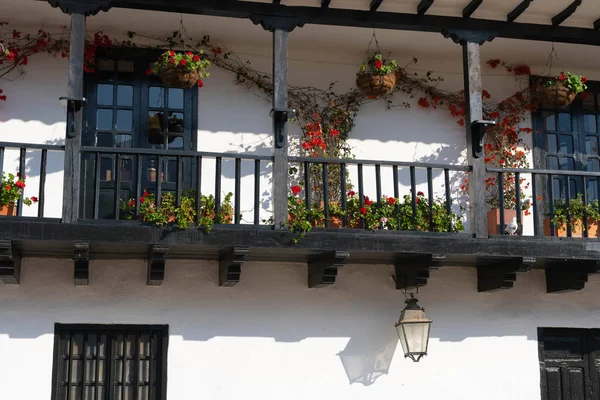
[157,67,200,89]
[531,77,576,109]
[356,72,396,97]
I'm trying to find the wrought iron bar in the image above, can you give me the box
[215,157,222,217]
[427,168,434,232]
[38,149,47,218]
[444,168,452,232]
[515,172,521,234]
[196,156,202,225]
[322,162,329,228]
[358,163,364,229]
[175,155,182,207]
[375,164,382,205]
[17,148,25,216]
[235,158,241,224]
[583,176,588,237]
[156,155,163,207]
[93,153,101,220]
[393,165,400,230]
[114,153,122,220]
[254,160,260,225]
[340,163,347,227]
[136,155,142,216]
[565,175,571,237]
[410,166,417,229]
[548,175,555,236]
[498,171,504,234]
[304,161,310,212]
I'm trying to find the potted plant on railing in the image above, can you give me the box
[121,189,234,233]
[287,185,325,242]
[356,54,398,97]
[544,195,599,238]
[147,50,210,89]
[1,172,37,216]
[531,72,587,109]
[395,191,464,233]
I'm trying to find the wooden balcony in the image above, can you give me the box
[1,141,599,293]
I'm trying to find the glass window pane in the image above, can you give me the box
[167,112,184,134]
[544,112,556,131]
[149,87,164,108]
[96,133,113,147]
[560,157,574,170]
[558,135,573,154]
[168,137,184,149]
[116,110,132,131]
[587,158,600,172]
[116,134,132,148]
[97,84,114,105]
[585,136,599,155]
[120,158,132,182]
[547,156,559,169]
[168,88,184,109]
[558,113,571,132]
[546,134,558,153]
[582,92,595,111]
[96,109,113,131]
[101,157,113,181]
[583,114,597,133]
[98,59,114,71]
[117,85,133,106]
[148,112,164,145]
[118,61,134,72]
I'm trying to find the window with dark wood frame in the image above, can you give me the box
[51,324,169,400]
[538,327,600,400]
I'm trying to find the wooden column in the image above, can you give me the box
[462,42,488,238]
[62,12,86,223]
[272,28,289,230]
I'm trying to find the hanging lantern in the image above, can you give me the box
[394,297,432,362]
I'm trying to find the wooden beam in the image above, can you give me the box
[394,254,445,290]
[308,250,349,288]
[219,246,248,286]
[370,0,384,12]
[147,245,168,285]
[321,0,331,8]
[594,17,600,30]
[61,12,86,224]
[0,240,21,284]
[507,0,533,22]
[272,28,289,230]
[477,257,535,292]
[462,0,483,18]
[73,242,90,285]
[462,42,488,238]
[546,259,599,293]
[417,0,434,15]
[552,0,582,27]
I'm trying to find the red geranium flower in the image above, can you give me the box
[145,69,153,76]
[417,191,424,196]
[128,199,135,207]
[373,60,383,69]
[582,77,588,83]
[140,196,146,204]
[5,185,11,190]
[31,196,38,203]
[291,185,302,195]
[193,55,200,62]
[387,197,395,205]
[359,207,367,215]
[558,72,566,81]
[169,50,175,56]
[348,190,356,197]
[364,196,373,206]
[179,59,187,66]
[15,180,25,189]
[198,80,204,88]
[186,51,193,56]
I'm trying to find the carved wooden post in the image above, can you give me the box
[62,12,86,223]
[462,42,488,238]
[251,15,304,229]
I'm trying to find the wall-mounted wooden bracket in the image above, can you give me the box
[477,257,536,292]
[441,28,497,45]
[308,250,349,288]
[0,240,21,284]
[219,247,249,287]
[546,259,599,293]
[394,254,445,290]
[147,245,168,286]
[48,0,112,16]
[249,14,306,32]
[73,242,90,286]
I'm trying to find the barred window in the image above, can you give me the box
[52,324,168,400]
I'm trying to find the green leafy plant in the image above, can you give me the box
[287,185,325,243]
[147,49,211,85]
[358,54,397,76]
[1,172,38,207]
[121,189,235,232]
[548,195,599,233]
[543,72,587,94]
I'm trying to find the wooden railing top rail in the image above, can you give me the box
[487,167,600,177]
[0,142,65,151]
[80,146,274,161]
[289,156,472,171]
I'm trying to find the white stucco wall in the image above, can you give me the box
[1,259,600,400]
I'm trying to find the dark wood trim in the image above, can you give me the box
[595,17,600,31]
[219,246,248,286]
[462,0,482,18]
[48,0,111,15]
[0,240,21,284]
[73,242,90,285]
[308,250,349,288]
[148,244,168,285]
[545,259,599,293]
[476,257,534,292]
[507,0,533,23]
[321,0,331,8]
[417,0,434,16]
[394,253,444,290]
[552,0,582,27]
[93,0,600,46]
[370,0,384,12]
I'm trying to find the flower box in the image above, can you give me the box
[0,203,16,216]
[487,209,523,235]
[543,218,599,238]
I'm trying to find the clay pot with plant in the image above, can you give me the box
[544,195,599,238]
[1,172,38,216]
[147,49,211,89]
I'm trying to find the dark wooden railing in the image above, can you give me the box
[488,167,600,237]
[79,146,273,225]
[0,141,65,218]
[288,156,471,231]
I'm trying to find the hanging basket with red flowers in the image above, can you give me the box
[356,54,398,97]
[148,50,211,89]
[531,72,587,109]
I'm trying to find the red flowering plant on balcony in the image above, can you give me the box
[1,172,38,215]
[147,49,211,88]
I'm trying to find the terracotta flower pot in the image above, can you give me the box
[0,203,16,216]
[487,209,523,235]
[356,72,396,96]
[543,218,599,238]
